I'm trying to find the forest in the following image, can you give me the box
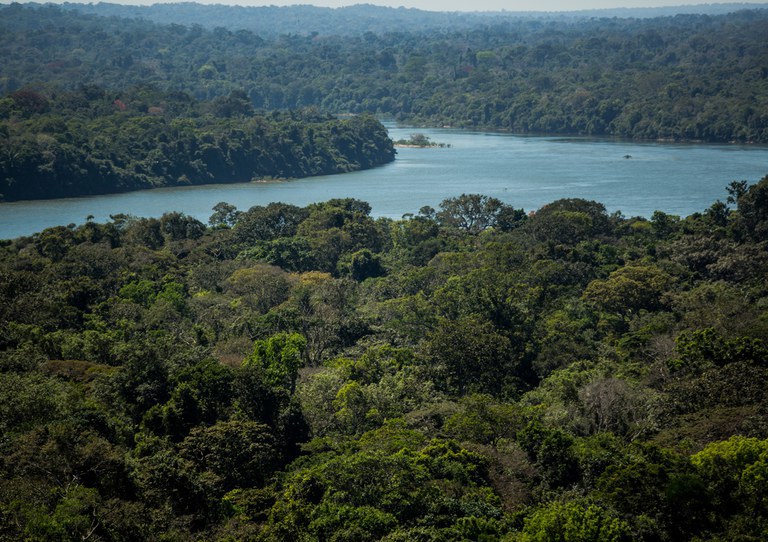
[2,3,768,144]
[0,86,394,201]
[1,178,768,540]
[2,2,768,540]
[52,2,768,37]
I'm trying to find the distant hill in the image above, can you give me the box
[2,2,768,142]
[48,1,768,36]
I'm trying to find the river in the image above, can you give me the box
[1,124,767,239]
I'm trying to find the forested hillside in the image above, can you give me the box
[2,3,768,141]
[2,179,768,540]
[0,86,394,201]
[55,1,768,36]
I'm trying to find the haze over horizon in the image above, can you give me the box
[2,0,765,13]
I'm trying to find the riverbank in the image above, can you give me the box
[4,126,768,240]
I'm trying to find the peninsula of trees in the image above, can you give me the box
[0,87,394,201]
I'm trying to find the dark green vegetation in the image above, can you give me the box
[2,3,768,142]
[0,86,394,201]
[394,133,450,147]
[2,2,768,539]
[54,2,768,37]
[2,181,768,540]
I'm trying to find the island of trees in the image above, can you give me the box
[2,179,768,540]
[394,133,450,148]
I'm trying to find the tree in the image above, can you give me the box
[142,358,234,439]
[673,327,768,371]
[208,201,241,228]
[422,317,523,397]
[179,420,279,489]
[223,263,295,314]
[726,180,748,205]
[576,377,656,439]
[536,199,612,234]
[517,500,631,542]
[159,212,205,241]
[245,332,307,392]
[650,210,681,238]
[530,210,594,245]
[443,394,524,445]
[233,203,308,244]
[733,174,768,241]
[9,89,50,116]
[337,248,385,281]
[691,436,768,510]
[209,90,255,118]
[517,420,581,489]
[583,265,673,318]
[437,194,520,234]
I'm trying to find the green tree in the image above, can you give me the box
[143,358,234,439]
[422,317,523,398]
[233,202,309,244]
[583,265,672,318]
[437,193,520,234]
[733,174,768,241]
[337,248,385,281]
[209,201,241,228]
[516,499,631,542]
[691,436,768,512]
[179,420,279,489]
[245,332,307,392]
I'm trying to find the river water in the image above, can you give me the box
[1,124,767,239]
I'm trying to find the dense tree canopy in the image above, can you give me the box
[2,177,768,540]
[1,4,768,142]
[0,86,394,201]
[2,2,768,539]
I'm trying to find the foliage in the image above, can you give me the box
[245,332,307,392]
[2,172,768,539]
[0,86,394,201]
[3,6,765,537]
[3,4,768,142]
[514,499,632,542]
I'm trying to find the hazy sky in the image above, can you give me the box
[15,0,765,12]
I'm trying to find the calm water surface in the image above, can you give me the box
[2,124,767,239]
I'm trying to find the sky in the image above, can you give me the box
[7,0,765,12]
